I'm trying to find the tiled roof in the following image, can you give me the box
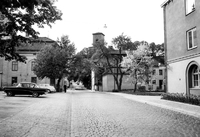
[16,37,55,52]
[29,37,55,42]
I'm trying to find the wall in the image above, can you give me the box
[165,0,200,61]
[1,53,50,87]
[103,74,133,91]
[168,56,200,95]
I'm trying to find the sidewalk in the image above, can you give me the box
[108,92,200,119]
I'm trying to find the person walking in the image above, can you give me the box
[64,84,67,93]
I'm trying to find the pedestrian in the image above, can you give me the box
[64,84,67,93]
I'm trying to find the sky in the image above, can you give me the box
[37,0,165,52]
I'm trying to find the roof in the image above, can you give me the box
[152,56,165,66]
[29,37,55,42]
[16,37,55,52]
[92,32,105,36]
[161,0,173,7]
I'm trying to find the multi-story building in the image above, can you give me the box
[162,0,200,96]
[0,37,56,87]
[149,56,166,91]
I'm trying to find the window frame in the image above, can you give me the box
[185,0,195,15]
[31,61,35,71]
[12,61,18,71]
[187,27,197,50]
[11,77,17,85]
[31,77,37,83]
[152,80,156,85]
[152,70,156,75]
[159,69,163,75]
[192,66,200,88]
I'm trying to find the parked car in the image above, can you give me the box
[3,82,48,97]
[38,84,56,93]
[73,82,86,90]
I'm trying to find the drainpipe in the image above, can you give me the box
[163,5,168,93]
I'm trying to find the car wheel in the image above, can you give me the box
[7,91,14,96]
[32,92,39,97]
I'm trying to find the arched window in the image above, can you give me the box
[192,66,200,87]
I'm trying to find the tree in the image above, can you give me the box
[66,47,96,89]
[121,44,153,92]
[149,42,164,57]
[33,35,76,92]
[0,0,62,62]
[91,34,135,91]
[112,33,138,50]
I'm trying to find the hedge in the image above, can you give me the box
[161,93,200,106]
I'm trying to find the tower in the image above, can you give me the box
[92,32,105,46]
[91,32,105,91]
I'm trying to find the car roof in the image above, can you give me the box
[20,82,37,84]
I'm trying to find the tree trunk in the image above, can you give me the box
[133,81,137,92]
[133,70,138,92]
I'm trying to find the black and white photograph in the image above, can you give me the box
[0,0,200,136]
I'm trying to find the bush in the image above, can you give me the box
[138,86,146,92]
[161,93,200,106]
[112,89,119,92]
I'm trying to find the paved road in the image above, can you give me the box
[0,90,200,137]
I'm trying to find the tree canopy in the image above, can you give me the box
[67,47,97,89]
[121,44,153,92]
[33,35,75,91]
[0,0,62,62]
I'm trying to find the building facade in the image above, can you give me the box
[162,0,200,96]
[0,37,56,87]
[148,57,166,91]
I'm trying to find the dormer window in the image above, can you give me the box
[186,0,195,15]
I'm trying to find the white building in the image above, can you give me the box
[0,37,56,87]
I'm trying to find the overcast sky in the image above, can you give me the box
[37,0,165,52]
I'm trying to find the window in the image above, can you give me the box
[11,77,17,85]
[152,80,156,85]
[31,77,37,83]
[187,27,197,50]
[12,61,18,71]
[186,0,195,15]
[152,70,156,75]
[159,70,163,75]
[31,61,35,71]
[192,66,200,87]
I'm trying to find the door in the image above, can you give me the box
[159,80,163,90]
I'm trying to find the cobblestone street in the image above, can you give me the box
[0,90,200,137]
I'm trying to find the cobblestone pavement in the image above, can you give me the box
[1,90,200,137]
